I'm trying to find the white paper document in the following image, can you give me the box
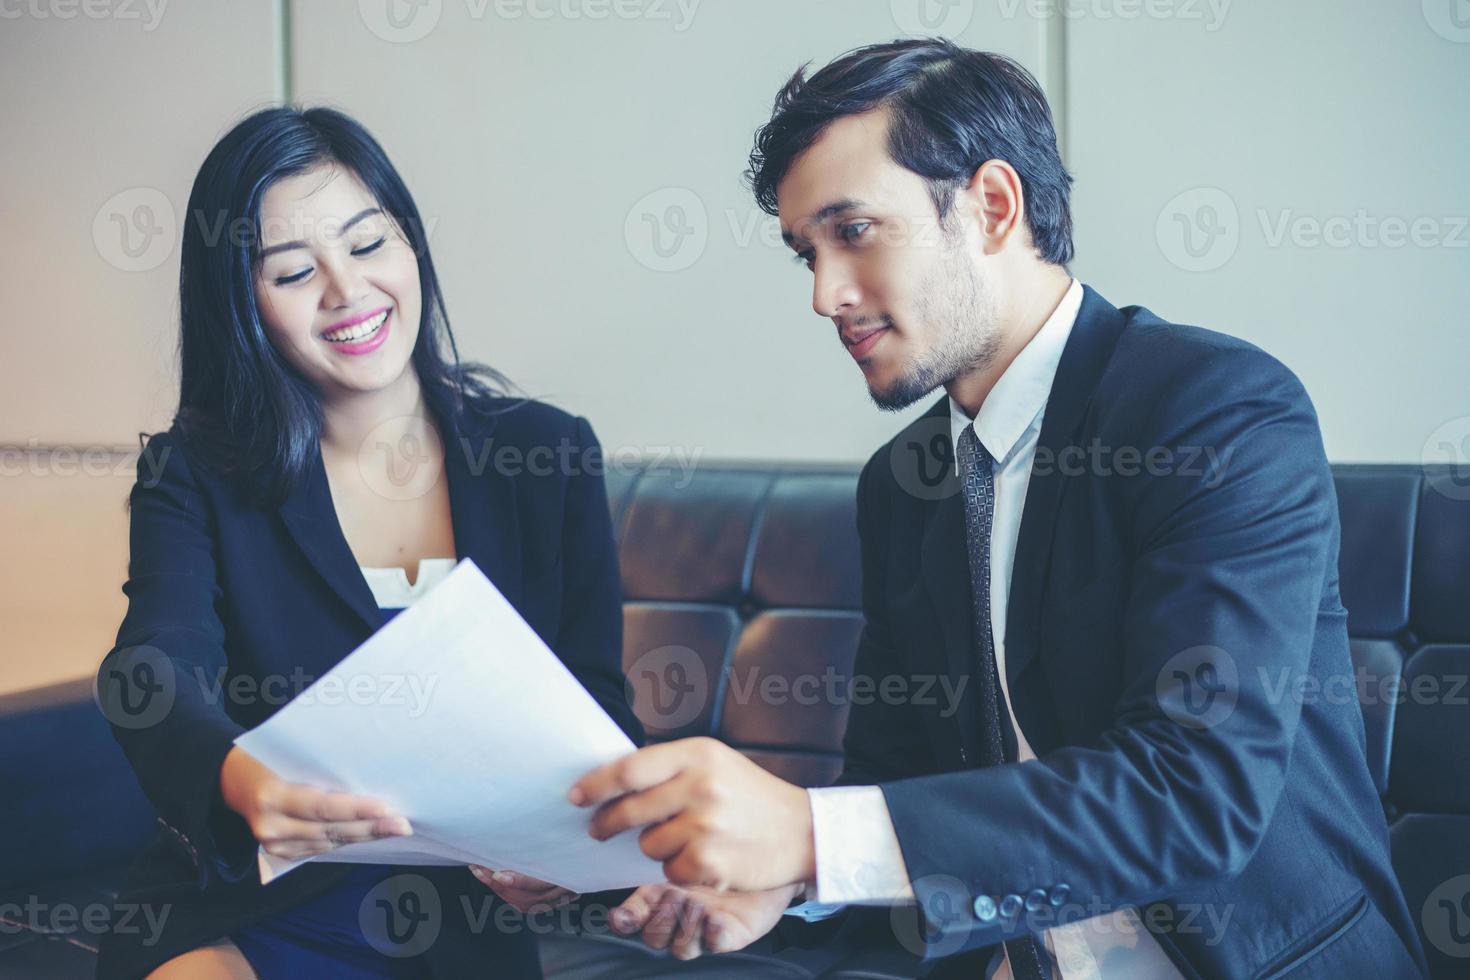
[234,558,666,893]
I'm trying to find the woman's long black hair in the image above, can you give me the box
[175,105,512,507]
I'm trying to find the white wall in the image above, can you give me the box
[2,0,1465,690]
[1065,0,1470,464]
[287,0,1048,464]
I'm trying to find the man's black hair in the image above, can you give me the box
[747,37,1074,265]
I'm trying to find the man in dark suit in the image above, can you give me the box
[574,38,1428,978]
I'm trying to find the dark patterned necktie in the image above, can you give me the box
[957,422,1051,980]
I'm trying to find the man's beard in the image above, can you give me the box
[868,234,1000,412]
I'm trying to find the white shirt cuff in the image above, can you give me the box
[807,785,916,905]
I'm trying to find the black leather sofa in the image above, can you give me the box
[3,462,1467,978]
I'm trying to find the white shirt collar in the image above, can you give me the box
[949,278,1083,466]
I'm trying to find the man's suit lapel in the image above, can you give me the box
[1004,286,1126,692]
[911,286,1127,755]
[909,398,982,753]
[277,396,521,634]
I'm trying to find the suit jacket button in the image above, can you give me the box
[1000,893,1023,918]
[1049,884,1071,908]
[1025,889,1047,912]
[972,895,998,921]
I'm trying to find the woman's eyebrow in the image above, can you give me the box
[257,207,383,259]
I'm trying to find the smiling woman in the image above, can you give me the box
[94,107,643,980]
[255,174,419,388]
[173,107,509,509]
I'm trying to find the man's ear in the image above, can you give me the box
[962,159,1027,255]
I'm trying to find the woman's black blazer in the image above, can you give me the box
[95,395,643,979]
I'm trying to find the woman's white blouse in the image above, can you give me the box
[358,557,457,609]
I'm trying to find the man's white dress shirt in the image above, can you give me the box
[803,279,1183,980]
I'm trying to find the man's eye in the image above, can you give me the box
[352,236,387,256]
[274,268,311,286]
[838,221,871,244]
[791,251,815,271]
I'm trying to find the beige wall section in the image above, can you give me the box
[0,0,281,444]
[1064,0,1470,462]
[287,0,1049,465]
[0,2,280,693]
[0,456,135,693]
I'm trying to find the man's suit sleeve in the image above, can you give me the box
[880,347,1338,957]
[97,431,254,888]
